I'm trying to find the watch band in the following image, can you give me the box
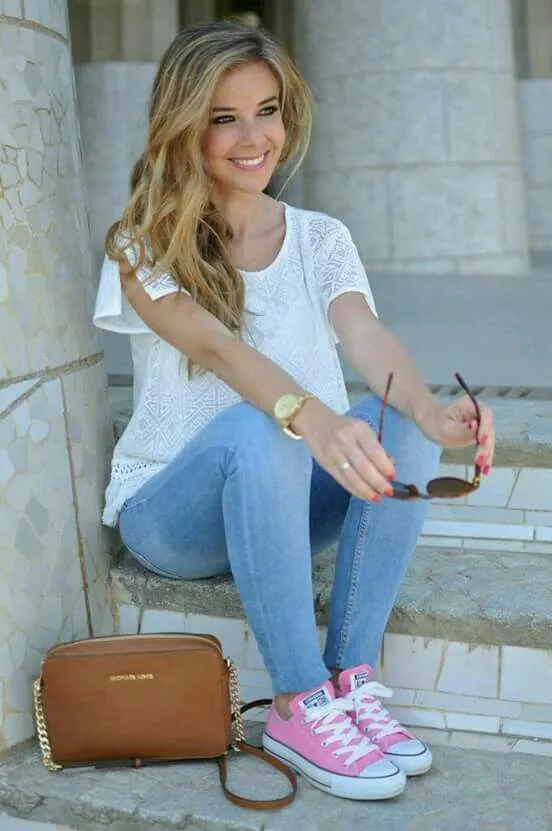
[282,393,316,439]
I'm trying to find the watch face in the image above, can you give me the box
[274,393,301,421]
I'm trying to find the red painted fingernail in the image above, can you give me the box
[476,455,485,466]
[372,495,381,503]
[384,487,394,497]
[483,464,490,475]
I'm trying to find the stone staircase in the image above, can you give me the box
[1,390,552,830]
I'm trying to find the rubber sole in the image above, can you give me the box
[263,734,407,801]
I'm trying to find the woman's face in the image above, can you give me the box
[203,61,286,196]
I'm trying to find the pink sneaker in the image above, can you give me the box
[336,665,432,776]
[262,680,406,800]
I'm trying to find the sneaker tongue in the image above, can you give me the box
[337,664,373,694]
[297,681,334,712]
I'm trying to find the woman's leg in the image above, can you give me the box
[309,395,441,671]
[119,401,329,695]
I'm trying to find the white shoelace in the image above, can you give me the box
[342,682,405,742]
[302,698,380,767]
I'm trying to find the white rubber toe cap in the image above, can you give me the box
[386,740,433,776]
[360,758,404,779]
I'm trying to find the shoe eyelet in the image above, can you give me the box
[332,751,338,759]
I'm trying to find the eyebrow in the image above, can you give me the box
[212,95,278,113]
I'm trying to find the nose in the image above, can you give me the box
[238,118,262,144]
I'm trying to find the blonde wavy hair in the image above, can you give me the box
[105,20,313,339]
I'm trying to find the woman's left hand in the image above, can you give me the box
[418,396,495,475]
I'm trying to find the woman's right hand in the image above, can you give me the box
[293,398,396,502]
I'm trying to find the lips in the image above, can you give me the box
[229,151,269,171]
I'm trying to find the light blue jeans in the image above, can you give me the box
[119,395,441,694]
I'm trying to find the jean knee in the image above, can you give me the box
[383,407,442,484]
[212,401,313,474]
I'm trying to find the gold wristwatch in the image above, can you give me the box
[273,393,316,439]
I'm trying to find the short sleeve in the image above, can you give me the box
[313,218,377,328]
[93,245,180,335]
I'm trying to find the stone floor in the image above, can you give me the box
[1,724,552,831]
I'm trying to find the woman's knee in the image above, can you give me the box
[379,405,442,483]
[212,401,313,472]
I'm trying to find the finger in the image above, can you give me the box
[475,407,495,473]
[346,443,395,497]
[452,394,480,420]
[354,425,396,481]
[333,461,380,502]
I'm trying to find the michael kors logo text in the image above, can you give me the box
[109,673,155,682]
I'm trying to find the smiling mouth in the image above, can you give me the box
[229,151,269,170]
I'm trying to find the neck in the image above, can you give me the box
[211,189,270,241]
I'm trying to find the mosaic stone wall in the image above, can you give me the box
[0,0,112,751]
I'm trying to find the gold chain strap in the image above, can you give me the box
[32,678,62,772]
[226,658,246,750]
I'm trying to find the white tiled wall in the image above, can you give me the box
[420,464,552,552]
[114,605,552,757]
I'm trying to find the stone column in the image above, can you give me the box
[0,0,111,751]
[73,0,179,375]
[296,0,529,275]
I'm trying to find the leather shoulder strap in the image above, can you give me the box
[216,741,297,810]
[239,698,272,716]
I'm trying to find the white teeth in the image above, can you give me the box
[231,153,266,167]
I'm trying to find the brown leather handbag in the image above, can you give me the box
[33,632,296,810]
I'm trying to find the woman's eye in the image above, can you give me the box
[212,105,278,125]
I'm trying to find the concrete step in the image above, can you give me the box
[110,545,552,756]
[1,725,551,831]
[112,545,552,652]
[108,546,552,758]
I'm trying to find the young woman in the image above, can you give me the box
[94,21,495,802]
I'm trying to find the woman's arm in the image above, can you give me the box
[330,292,495,469]
[121,264,396,501]
[329,292,435,424]
[121,262,307,414]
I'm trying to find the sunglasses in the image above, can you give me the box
[378,372,482,500]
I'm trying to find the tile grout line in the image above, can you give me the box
[0,379,42,424]
[0,13,68,44]
[0,352,103,391]
[497,645,503,701]
[434,641,448,691]
[59,376,94,640]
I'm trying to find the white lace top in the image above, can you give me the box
[93,203,377,526]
